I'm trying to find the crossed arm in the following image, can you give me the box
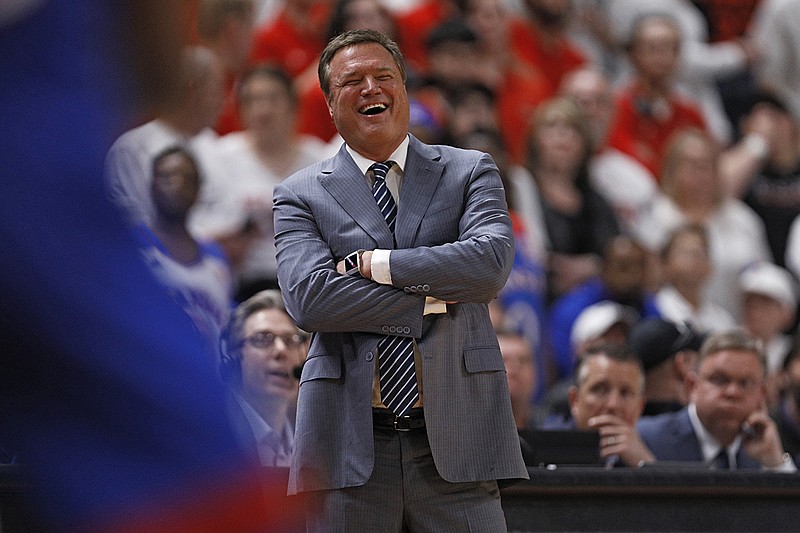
[273,154,514,335]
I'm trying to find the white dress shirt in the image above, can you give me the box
[345,136,446,315]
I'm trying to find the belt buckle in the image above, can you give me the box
[393,414,413,431]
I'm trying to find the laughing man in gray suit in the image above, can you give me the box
[273,29,528,532]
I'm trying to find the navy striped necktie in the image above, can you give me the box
[369,161,418,416]
[370,161,397,234]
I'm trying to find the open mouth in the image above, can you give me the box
[359,103,387,116]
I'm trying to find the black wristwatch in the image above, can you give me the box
[344,249,366,277]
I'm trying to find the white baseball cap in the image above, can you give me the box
[570,300,640,351]
[739,261,798,310]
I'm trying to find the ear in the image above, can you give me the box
[685,367,699,397]
[673,351,696,381]
[780,307,796,330]
[758,381,768,411]
[699,258,712,280]
[567,385,578,411]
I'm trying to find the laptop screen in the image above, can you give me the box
[518,429,601,467]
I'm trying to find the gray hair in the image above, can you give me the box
[224,290,287,350]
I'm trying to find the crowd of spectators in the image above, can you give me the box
[99,0,800,472]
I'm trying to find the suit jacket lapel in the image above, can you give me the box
[673,409,705,462]
[320,145,395,248]
[396,136,443,248]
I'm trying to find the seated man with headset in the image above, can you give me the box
[219,290,307,467]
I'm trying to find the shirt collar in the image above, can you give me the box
[234,392,280,447]
[688,403,741,465]
[346,135,409,176]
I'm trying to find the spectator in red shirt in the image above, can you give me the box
[462,0,551,164]
[606,13,707,178]
[394,0,460,73]
[514,0,588,95]
[248,0,330,79]
[694,0,761,43]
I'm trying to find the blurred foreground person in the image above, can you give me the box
[0,2,297,531]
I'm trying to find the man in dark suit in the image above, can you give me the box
[565,343,655,467]
[219,290,306,467]
[637,329,796,471]
[273,28,527,532]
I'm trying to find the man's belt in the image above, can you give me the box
[372,408,425,431]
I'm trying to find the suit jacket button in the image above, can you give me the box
[382,325,389,333]
[422,284,430,292]
[403,326,411,334]
[389,325,397,333]
[404,287,412,293]
[366,351,374,362]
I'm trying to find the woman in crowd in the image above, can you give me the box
[520,97,621,302]
[635,127,772,320]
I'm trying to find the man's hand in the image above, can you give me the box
[588,414,655,467]
[741,409,788,468]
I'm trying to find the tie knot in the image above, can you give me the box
[370,161,393,181]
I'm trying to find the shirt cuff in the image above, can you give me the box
[764,453,798,473]
[742,133,769,159]
[424,297,447,315]
[371,249,392,285]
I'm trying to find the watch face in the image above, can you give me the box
[344,252,359,274]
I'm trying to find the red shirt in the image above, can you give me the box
[496,64,551,164]
[693,0,760,41]
[297,84,338,143]
[214,71,242,135]
[509,18,587,95]
[395,0,453,73]
[607,83,707,178]
[248,6,329,78]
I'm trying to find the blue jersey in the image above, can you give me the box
[0,3,297,531]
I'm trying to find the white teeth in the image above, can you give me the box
[360,103,387,115]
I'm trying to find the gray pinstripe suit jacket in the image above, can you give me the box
[274,134,528,495]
